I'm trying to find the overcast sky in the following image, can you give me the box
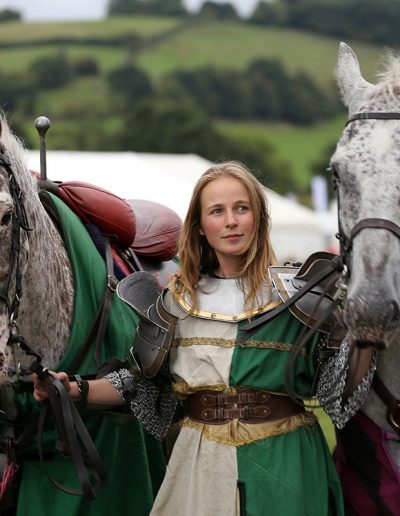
[0,0,260,21]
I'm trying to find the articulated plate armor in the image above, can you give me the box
[269,251,345,344]
[116,271,178,378]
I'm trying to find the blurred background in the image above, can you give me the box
[0,0,394,261]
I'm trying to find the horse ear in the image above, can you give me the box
[336,42,372,108]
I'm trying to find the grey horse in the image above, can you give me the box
[326,42,400,514]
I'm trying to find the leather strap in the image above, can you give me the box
[67,236,117,374]
[30,362,107,499]
[238,255,343,344]
[186,388,304,425]
[346,112,400,125]
[372,373,400,435]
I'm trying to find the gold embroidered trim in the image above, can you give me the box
[180,412,317,447]
[171,337,307,356]
[240,340,307,356]
[169,287,281,322]
[172,337,236,348]
[173,383,237,396]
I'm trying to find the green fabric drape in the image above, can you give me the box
[230,311,344,516]
[15,192,165,516]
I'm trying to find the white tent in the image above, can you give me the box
[26,150,332,262]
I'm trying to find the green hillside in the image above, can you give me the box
[0,18,382,84]
[137,23,382,88]
[0,15,384,194]
[0,16,183,43]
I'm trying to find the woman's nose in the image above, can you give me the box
[225,211,237,226]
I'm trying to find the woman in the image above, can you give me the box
[34,161,345,515]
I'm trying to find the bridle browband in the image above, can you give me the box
[337,112,400,266]
[346,111,400,125]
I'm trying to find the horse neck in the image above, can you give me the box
[18,187,74,368]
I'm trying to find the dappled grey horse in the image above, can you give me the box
[0,115,172,514]
[327,42,400,514]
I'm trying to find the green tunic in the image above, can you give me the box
[150,275,344,516]
[14,192,165,516]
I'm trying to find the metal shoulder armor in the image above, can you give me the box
[116,271,178,378]
[269,251,345,344]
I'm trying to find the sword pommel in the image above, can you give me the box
[34,116,51,181]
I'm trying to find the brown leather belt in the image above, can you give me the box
[186,388,304,424]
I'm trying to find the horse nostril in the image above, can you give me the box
[389,300,400,321]
[0,211,11,226]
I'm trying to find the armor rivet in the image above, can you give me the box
[211,313,216,318]
[233,316,238,321]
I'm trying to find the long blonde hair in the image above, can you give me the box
[175,161,276,310]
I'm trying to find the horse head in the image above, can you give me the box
[0,117,32,373]
[332,43,400,349]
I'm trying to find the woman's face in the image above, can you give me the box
[199,176,255,270]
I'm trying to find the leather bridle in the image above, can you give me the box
[336,111,400,432]
[334,112,400,269]
[0,148,31,329]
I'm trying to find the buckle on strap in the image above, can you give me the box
[187,388,304,425]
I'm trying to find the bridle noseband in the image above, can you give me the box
[336,112,400,267]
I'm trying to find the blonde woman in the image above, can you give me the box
[34,161,344,515]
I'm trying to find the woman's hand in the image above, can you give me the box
[32,371,70,402]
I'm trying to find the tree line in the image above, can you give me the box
[2,53,298,194]
[3,0,400,47]
[107,0,400,47]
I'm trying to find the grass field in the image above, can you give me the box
[0,16,384,196]
[136,22,382,88]
[0,16,183,43]
[218,115,346,190]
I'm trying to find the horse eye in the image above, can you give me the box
[1,210,12,226]
[328,165,340,189]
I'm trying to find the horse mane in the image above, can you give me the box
[0,113,39,210]
[371,50,400,102]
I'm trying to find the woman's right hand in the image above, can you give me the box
[32,371,70,402]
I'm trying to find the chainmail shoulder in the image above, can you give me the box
[105,367,178,441]
[316,334,377,429]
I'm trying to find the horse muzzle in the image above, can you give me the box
[344,297,400,350]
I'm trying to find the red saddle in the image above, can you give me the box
[57,181,136,248]
[35,178,181,262]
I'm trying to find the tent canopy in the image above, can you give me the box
[27,150,332,262]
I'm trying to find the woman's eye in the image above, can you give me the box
[237,205,249,213]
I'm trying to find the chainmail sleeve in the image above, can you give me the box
[316,333,377,429]
[104,367,178,441]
